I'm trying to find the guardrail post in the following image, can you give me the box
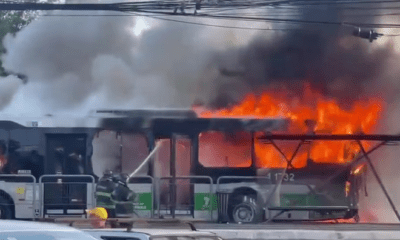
[156,177,161,219]
[170,135,177,219]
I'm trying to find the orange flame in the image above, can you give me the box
[195,83,383,168]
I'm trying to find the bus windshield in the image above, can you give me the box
[198,131,252,168]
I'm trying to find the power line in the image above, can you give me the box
[194,12,400,28]
[143,15,299,31]
[5,1,400,30]
[280,0,400,6]
[39,8,400,29]
[41,12,303,32]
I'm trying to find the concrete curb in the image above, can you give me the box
[210,229,400,239]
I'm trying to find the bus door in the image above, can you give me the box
[154,135,192,218]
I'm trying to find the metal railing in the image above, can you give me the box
[0,174,37,219]
[128,176,154,218]
[39,175,95,218]
[156,176,213,221]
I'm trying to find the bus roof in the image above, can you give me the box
[0,109,289,133]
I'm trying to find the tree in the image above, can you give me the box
[0,10,35,76]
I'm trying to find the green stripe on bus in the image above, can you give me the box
[134,192,152,210]
[194,193,217,211]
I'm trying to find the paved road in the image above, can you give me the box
[70,222,400,239]
[69,221,400,231]
[193,222,400,231]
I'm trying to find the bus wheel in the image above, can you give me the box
[232,197,261,223]
[0,196,13,219]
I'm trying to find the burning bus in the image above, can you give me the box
[0,102,388,223]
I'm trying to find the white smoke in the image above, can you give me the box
[357,48,400,223]
[0,0,268,115]
[0,75,22,110]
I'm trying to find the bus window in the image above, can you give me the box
[3,129,45,177]
[153,139,170,179]
[92,131,121,177]
[254,132,307,169]
[45,134,87,175]
[92,131,149,177]
[153,137,191,178]
[198,131,251,168]
[120,133,149,176]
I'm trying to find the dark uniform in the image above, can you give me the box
[95,170,116,218]
[111,173,136,217]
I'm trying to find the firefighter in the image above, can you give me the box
[86,207,108,228]
[95,170,116,218]
[111,173,136,217]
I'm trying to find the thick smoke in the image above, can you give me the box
[0,0,223,114]
[0,75,22,110]
[1,8,136,111]
[197,21,392,108]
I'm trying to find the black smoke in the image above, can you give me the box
[199,5,392,109]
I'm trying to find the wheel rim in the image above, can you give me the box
[233,205,255,223]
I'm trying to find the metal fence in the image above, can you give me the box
[156,176,213,220]
[39,174,95,218]
[128,176,154,218]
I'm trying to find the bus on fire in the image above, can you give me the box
[0,109,367,223]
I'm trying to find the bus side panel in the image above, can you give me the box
[0,182,35,219]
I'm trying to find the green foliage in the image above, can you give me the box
[0,11,35,76]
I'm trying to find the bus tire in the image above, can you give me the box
[0,196,13,219]
[232,197,262,224]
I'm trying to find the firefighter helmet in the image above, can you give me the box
[86,207,108,220]
[103,170,113,178]
[112,173,128,185]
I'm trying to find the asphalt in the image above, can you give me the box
[70,222,400,239]
[68,221,400,231]
[193,222,400,231]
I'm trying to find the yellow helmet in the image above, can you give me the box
[86,207,108,220]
